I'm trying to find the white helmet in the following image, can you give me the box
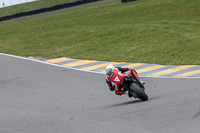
[106,64,114,70]
[106,64,115,75]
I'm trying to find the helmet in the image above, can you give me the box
[106,64,115,75]
[106,64,115,71]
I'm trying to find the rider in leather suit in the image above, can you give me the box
[106,64,144,97]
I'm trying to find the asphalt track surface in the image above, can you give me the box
[1,54,200,133]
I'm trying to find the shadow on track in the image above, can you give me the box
[100,99,143,109]
[109,100,141,107]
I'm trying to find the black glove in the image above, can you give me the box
[109,85,115,91]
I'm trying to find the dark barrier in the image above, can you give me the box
[121,0,136,3]
[0,0,101,22]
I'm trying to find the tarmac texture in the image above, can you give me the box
[1,54,200,133]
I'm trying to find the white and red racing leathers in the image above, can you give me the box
[106,67,139,95]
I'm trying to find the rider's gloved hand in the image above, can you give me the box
[109,86,115,91]
[109,85,115,91]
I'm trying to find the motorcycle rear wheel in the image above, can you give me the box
[130,83,148,101]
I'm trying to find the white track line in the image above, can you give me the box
[1,53,200,79]
[0,53,104,74]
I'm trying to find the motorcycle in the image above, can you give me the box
[122,70,148,101]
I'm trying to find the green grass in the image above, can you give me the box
[0,0,200,65]
[0,0,76,17]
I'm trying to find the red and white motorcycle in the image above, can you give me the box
[121,70,148,101]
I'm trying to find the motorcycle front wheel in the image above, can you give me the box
[130,83,148,101]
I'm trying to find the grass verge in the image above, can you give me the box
[0,0,200,65]
[0,0,76,17]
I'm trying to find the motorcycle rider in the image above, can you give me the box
[106,64,144,98]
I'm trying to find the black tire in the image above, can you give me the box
[130,83,148,101]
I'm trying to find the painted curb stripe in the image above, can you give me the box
[82,62,125,71]
[134,64,158,70]
[161,65,200,77]
[92,63,131,72]
[56,59,82,65]
[137,65,166,74]
[44,57,200,78]
[188,73,200,77]
[122,63,146,68]
[147,65,197,77]
[101,63,145,73]
[63,60,98,67]
[174,69,200,77]
[73,61,108,69]
[46,57,71,63]
[137,65,177,76]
